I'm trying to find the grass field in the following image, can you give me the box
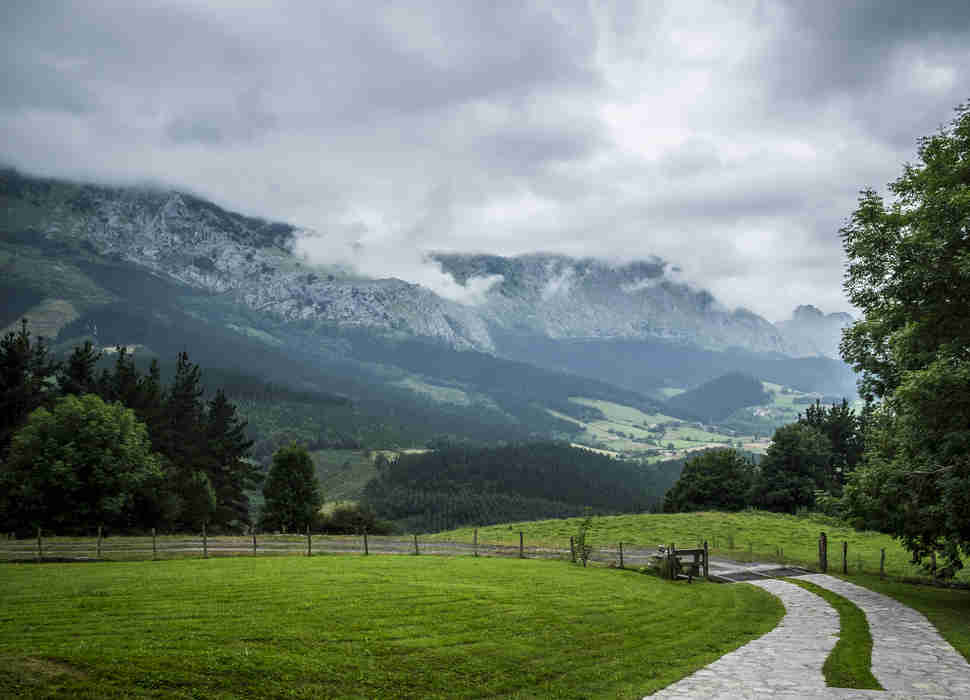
[788,579,880,689]
[431,510,970,583]
[0,556,783,699]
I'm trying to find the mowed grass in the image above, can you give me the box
[431,511,970,583]
[0,556,783,699]
[787,579,880,689]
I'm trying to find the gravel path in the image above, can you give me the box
[643,576,970,699]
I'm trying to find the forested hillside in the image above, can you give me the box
[362,443,683,532]
[665,372,771,423]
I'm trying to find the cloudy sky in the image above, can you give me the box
[2,1,968,320]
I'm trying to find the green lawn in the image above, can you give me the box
[431,511,969,582]
[787,579,880,689]
[0,556,783,699]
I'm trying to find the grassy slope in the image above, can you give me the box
[431,511,970,582]
[788,579,880,689]
[0,556,782,699]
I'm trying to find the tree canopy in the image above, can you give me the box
[663,449,754,513]
[0,393,163,532]
[840,104,970,573]
[260,444,322,532]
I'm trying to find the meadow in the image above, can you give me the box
[0,555,782,699]
[432,510,970,583]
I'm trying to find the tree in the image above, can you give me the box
[0,319,60,456]
[749,423,831,514]
[797,399,864,492]
[0,394,163,532]
[58,340,102,397]
[663,449,754,512]
[840,104,970,574]
[202,389,258,527]
[260,444,322,532]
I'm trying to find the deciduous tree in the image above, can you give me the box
[840,104,970,573]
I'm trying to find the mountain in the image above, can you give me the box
[1,169,857,441]
[775,305,854,359]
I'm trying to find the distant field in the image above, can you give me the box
[555,397,751,461]
[0,556,782,699]
[432,511,970,583]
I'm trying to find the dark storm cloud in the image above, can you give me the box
[2,0,969,320]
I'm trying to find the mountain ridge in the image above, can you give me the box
[2,169,847,361]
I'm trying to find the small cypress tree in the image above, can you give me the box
[260,444,322,533]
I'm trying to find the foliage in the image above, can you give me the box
[666,372,771,423]
[749,423,831,513]
[260,444,322,532]
[363,442,662,532]
[573,509,594,566]
[840,104,970,572]
[797,399,865,492]
[317,502,394,534]
[0,556,784,699]
[0,393,163,532]
[663,449,754,512]
[0,319,59,457]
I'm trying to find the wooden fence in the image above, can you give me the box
[0,528,688,572]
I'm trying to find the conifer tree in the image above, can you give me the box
[0,319,60,456]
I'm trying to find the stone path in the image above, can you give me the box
[800,574,970,699]
[643,575,970,699]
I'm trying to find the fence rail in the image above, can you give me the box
[0,530,677,569]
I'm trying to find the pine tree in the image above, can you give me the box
[0,319,60,456]
[203,389,258,527]
[58,340,102,397]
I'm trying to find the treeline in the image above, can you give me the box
[663,399,864,514]
[0,321,256,533]
[362,442,663,532]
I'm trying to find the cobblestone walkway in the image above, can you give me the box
[643,576,970,699]
[800,574,970,699]
[644,579,839,699]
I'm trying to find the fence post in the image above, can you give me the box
[569,536,576,563]
[519,531,524,559]
[474,528,478,558]
[306,523,312,557]
[252,527,257,556]
[97,524,103,559]
[203,521,208,559]
[363,529,369,556]
[619,541,624,569]
[842,541,848,575]
[931,550,937,573]
[703,540,709,579]
[152,527,157,560]
[413,534,419,555]
[819,532,827,573]
[880,548,885,578]
[36,527,42,562]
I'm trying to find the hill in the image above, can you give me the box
[665,372,771,423]
[362,442,671,532]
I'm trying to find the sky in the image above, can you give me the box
[2,1,968,321]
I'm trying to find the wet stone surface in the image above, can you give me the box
[643,575,970,700]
